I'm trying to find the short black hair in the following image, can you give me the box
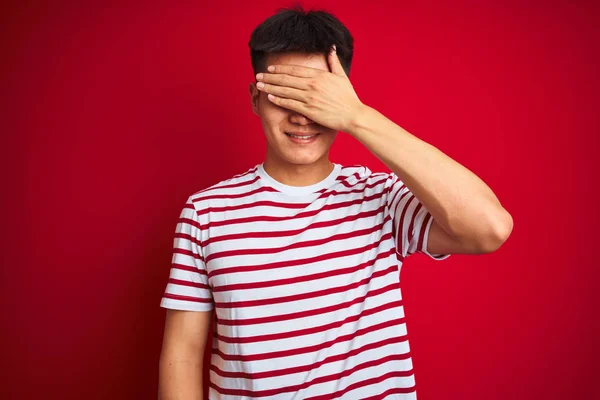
[248,4,354,77]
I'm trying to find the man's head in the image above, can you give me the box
[248,5,354,167]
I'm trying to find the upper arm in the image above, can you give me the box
[159,195,215,356]
[158,309,213,399]
[427,219,487,255]
[161,309,213,358]
[158,196,216,399]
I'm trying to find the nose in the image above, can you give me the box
[289,113,315,126]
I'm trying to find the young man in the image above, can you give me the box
[158,6,513,400]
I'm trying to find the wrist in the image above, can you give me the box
[348,103,374,138]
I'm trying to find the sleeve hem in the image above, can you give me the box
[160,297,214,312]
[421,214,451,261]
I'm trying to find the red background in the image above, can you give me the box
[2,1,598,399]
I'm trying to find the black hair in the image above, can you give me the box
[248,4,354,77]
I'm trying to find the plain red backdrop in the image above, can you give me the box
[2,1,598,399]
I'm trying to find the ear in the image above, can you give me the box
[249,82,260,116]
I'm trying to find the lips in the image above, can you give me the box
[285,132,320,137]
[284,131,320,144]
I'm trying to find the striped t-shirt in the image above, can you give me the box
[160,162,450,400]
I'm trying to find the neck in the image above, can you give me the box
[262,153,334,187]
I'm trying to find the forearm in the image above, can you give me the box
[158,355,204,400]
[348,104,512,246]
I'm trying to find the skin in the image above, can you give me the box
[255,45,513,253]
[158,309,212,400]
[249,52,340,187]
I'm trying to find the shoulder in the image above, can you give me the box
[187,163,261,208]
[337,164,393,189]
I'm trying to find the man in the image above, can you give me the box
[158,6,513,400]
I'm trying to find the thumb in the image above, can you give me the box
[328,44,346,77]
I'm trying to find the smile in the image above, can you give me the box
[285,132,320,139]
[285,132,320,144]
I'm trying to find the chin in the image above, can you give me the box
[266,132,334,165]
[284,154,322,165]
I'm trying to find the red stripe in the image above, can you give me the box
[210,334,409,380]
[172,247,204,263]
[200,191,386,230]
[211,315,405,361]
[394,191,412,257]
[176,216,201,231]
[304,369,416,400]
[209,353,413,398]
[167,278,210,289]
[395,251,406,263]
[302,353,414,399]
[173,230,201,247]
[162,292,212,304]
[216,295,402,343]
[194,185,280,202]
[337,171,361,182]
[218,280,399,327]
[194,176,388,217]
[200,200,310,216]
[193,174,260,196]
[361,386,418,400]
[191,168,258,197]
[213,263,397,310]
[334,175,386,190]
[206,219,386,262]
[213,247,394,294]
[204,205,385,246]
[407,200,423,244]
[208,223,392,279]
[170,262,207,276]
[230,166,258,179]
[388,180,406,211]
[418,212,432,253]
[386,182,403,246]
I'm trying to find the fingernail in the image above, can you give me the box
[332,44,337,53]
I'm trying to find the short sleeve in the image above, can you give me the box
[384,173,451,261]
[160,196,214,311]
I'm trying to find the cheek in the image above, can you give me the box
[260,103,289,133]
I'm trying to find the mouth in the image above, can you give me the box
[285,132,320,142]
